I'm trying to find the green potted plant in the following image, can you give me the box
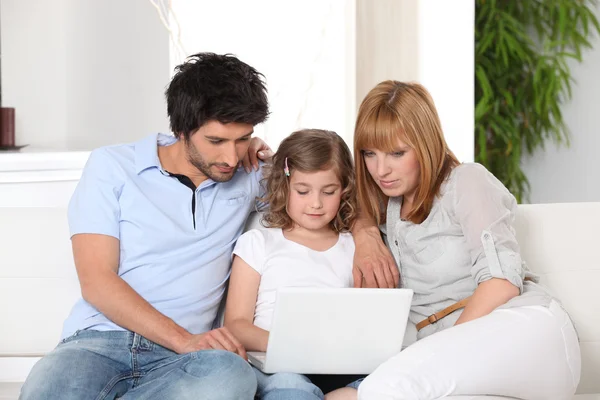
[475,0,600,202]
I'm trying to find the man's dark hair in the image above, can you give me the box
[165,52,269,139]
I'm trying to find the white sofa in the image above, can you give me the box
[0,204,599,400]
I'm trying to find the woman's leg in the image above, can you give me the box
[358,300,580,400]
[254,367,324,400]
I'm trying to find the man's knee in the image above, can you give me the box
[20,352,83,400]
[184,350,256,398]
[20,344,123,400]
[20,360,52,400]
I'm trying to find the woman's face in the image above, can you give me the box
[362,138,421,201]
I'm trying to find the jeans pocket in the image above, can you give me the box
[59,330,81,345]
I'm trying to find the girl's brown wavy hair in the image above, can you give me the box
[261,129,357,232]
[354,81,459,225]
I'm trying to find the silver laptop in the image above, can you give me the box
[248,287,413,374]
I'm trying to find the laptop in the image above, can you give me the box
[247,287,413,374]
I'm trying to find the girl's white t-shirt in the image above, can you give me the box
[232,228,355,331]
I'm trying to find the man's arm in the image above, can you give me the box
[350,214,399,288]
[73,233,246,358]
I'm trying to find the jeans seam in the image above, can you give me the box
[124,355,195,396]
[144,353,191,374]
[95,372,137,400]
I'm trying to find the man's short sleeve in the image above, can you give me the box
[68,148,123,239]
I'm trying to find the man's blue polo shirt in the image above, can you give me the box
[61,133,263,339]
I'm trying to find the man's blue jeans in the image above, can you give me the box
[19,330,257,400]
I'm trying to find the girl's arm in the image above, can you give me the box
[224,255,269,352]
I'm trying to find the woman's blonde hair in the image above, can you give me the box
[354,81,459,225]
[262,129,357,232]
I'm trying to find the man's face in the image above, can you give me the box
[185,121,254,182]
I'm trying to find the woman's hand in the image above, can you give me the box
[352,225,399,288]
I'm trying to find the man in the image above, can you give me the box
[20,53,396,400]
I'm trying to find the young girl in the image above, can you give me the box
[328,81,581,400]
[224,129,358,400]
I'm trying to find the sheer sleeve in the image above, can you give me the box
[451,163,525,293]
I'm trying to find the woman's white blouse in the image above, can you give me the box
[385,163,555,339]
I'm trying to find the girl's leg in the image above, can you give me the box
[324,377,362,400]
[254,367,324,400]
[358,300,580,400]
[324,387,357,400]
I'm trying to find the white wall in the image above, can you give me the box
[170,0,474,159]
[356,0,419,101]
[521,3,600,203]
[0,0,171,150]
[418,0,475,163]
[356,0,475,162]
[1,0,474,157]
[0,0,69,148]
[64,0,171,149]
[170,0,356,148]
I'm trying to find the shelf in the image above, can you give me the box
[0,149,90,183]
[0,149,90,173]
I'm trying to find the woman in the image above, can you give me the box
[327,81,581,400]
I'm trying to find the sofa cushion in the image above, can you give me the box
[0,382,598,400]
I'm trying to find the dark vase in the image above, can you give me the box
[0,107,15,147]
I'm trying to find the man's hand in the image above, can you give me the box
[241,137,273,172]
[176,327,247,360]
[353,227,399,288]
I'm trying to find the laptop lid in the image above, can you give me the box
[261,287,413,374]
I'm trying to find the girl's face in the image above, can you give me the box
[362,138,421,201]
[287,168,343,232]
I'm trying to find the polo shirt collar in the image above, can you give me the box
[135,133,178,174]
